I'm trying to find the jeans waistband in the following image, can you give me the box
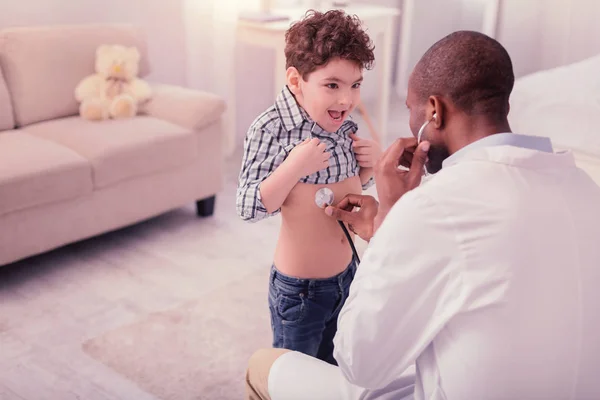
[270,257,357,291]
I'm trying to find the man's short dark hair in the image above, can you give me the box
[284,10,375,79]
[412,31,514,121]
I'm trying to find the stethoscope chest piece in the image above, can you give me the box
[315,187,334,208]
[313,187,361,263]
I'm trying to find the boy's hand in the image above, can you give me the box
[287,137,331,178]
[350,132,382,168]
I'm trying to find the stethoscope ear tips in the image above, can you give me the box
[417,114,437,144]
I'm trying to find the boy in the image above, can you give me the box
[236,10,380,365]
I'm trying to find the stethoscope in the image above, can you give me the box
[417,112,436,177]
[311,113,436,264]
[315,188,361,264]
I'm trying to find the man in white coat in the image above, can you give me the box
[245,30,600,400]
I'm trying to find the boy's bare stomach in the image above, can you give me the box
[273,176,362,279]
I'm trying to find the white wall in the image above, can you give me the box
[395,0,502,96]
[498,0,600,76]
[0,0,187,86]
[352,0,403,102]
[394,0,600,97]
[395,0,464,96]
[493,0,544,78]
[135,0,187,85]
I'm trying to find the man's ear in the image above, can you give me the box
[286,67,303,95]
[428,95,444,129]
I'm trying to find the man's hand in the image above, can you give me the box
[324,138,429,241]
[373,137,430,229]
[324,194,379,242]
[350,133,382,168]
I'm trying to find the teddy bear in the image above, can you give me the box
[75,44,152,121]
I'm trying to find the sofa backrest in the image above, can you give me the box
[0,24,151,127]
[0,66,14,131]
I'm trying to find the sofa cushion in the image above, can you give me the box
[0,131,93,216]
[0,67,14,130]
[22,116,199,189]
[0,24,150,127]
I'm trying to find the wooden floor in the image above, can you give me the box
[0,102,407,399]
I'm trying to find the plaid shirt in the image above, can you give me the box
[237,86,374,222]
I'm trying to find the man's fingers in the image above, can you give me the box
[336,193,367,210]
[333,196,353,211]
[407,141,430,182]
[379,140,404,170]
[399,151,414,169]
[325,205,358,223]
[380,137,417,170]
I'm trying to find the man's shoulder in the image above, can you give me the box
[248,105,284,137]
[392,168,477,217]
[417,159,499,194]
[410,169,467,199]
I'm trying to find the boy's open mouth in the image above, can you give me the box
[328,110,346,121]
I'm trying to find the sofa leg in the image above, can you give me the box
[196,195,216,217]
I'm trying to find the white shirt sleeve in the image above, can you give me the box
[333,190,465,390]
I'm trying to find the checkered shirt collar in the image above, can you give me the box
[275,85,311,132]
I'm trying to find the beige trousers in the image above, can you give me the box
[245,348,291,400]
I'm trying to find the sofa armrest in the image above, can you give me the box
[143,83,226,131]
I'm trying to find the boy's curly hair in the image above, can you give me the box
[284,10,375,79]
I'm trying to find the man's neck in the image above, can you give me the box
[447,118,512,156]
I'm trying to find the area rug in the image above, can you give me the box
[82,269,272,400]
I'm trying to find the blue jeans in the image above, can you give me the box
[268,257,358,365]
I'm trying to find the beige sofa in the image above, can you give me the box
[0,24,226,266]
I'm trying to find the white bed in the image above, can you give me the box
[508,53,600,186]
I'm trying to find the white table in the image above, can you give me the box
[236,4,401,145]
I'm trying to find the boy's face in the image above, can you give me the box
[287,58,363,133]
